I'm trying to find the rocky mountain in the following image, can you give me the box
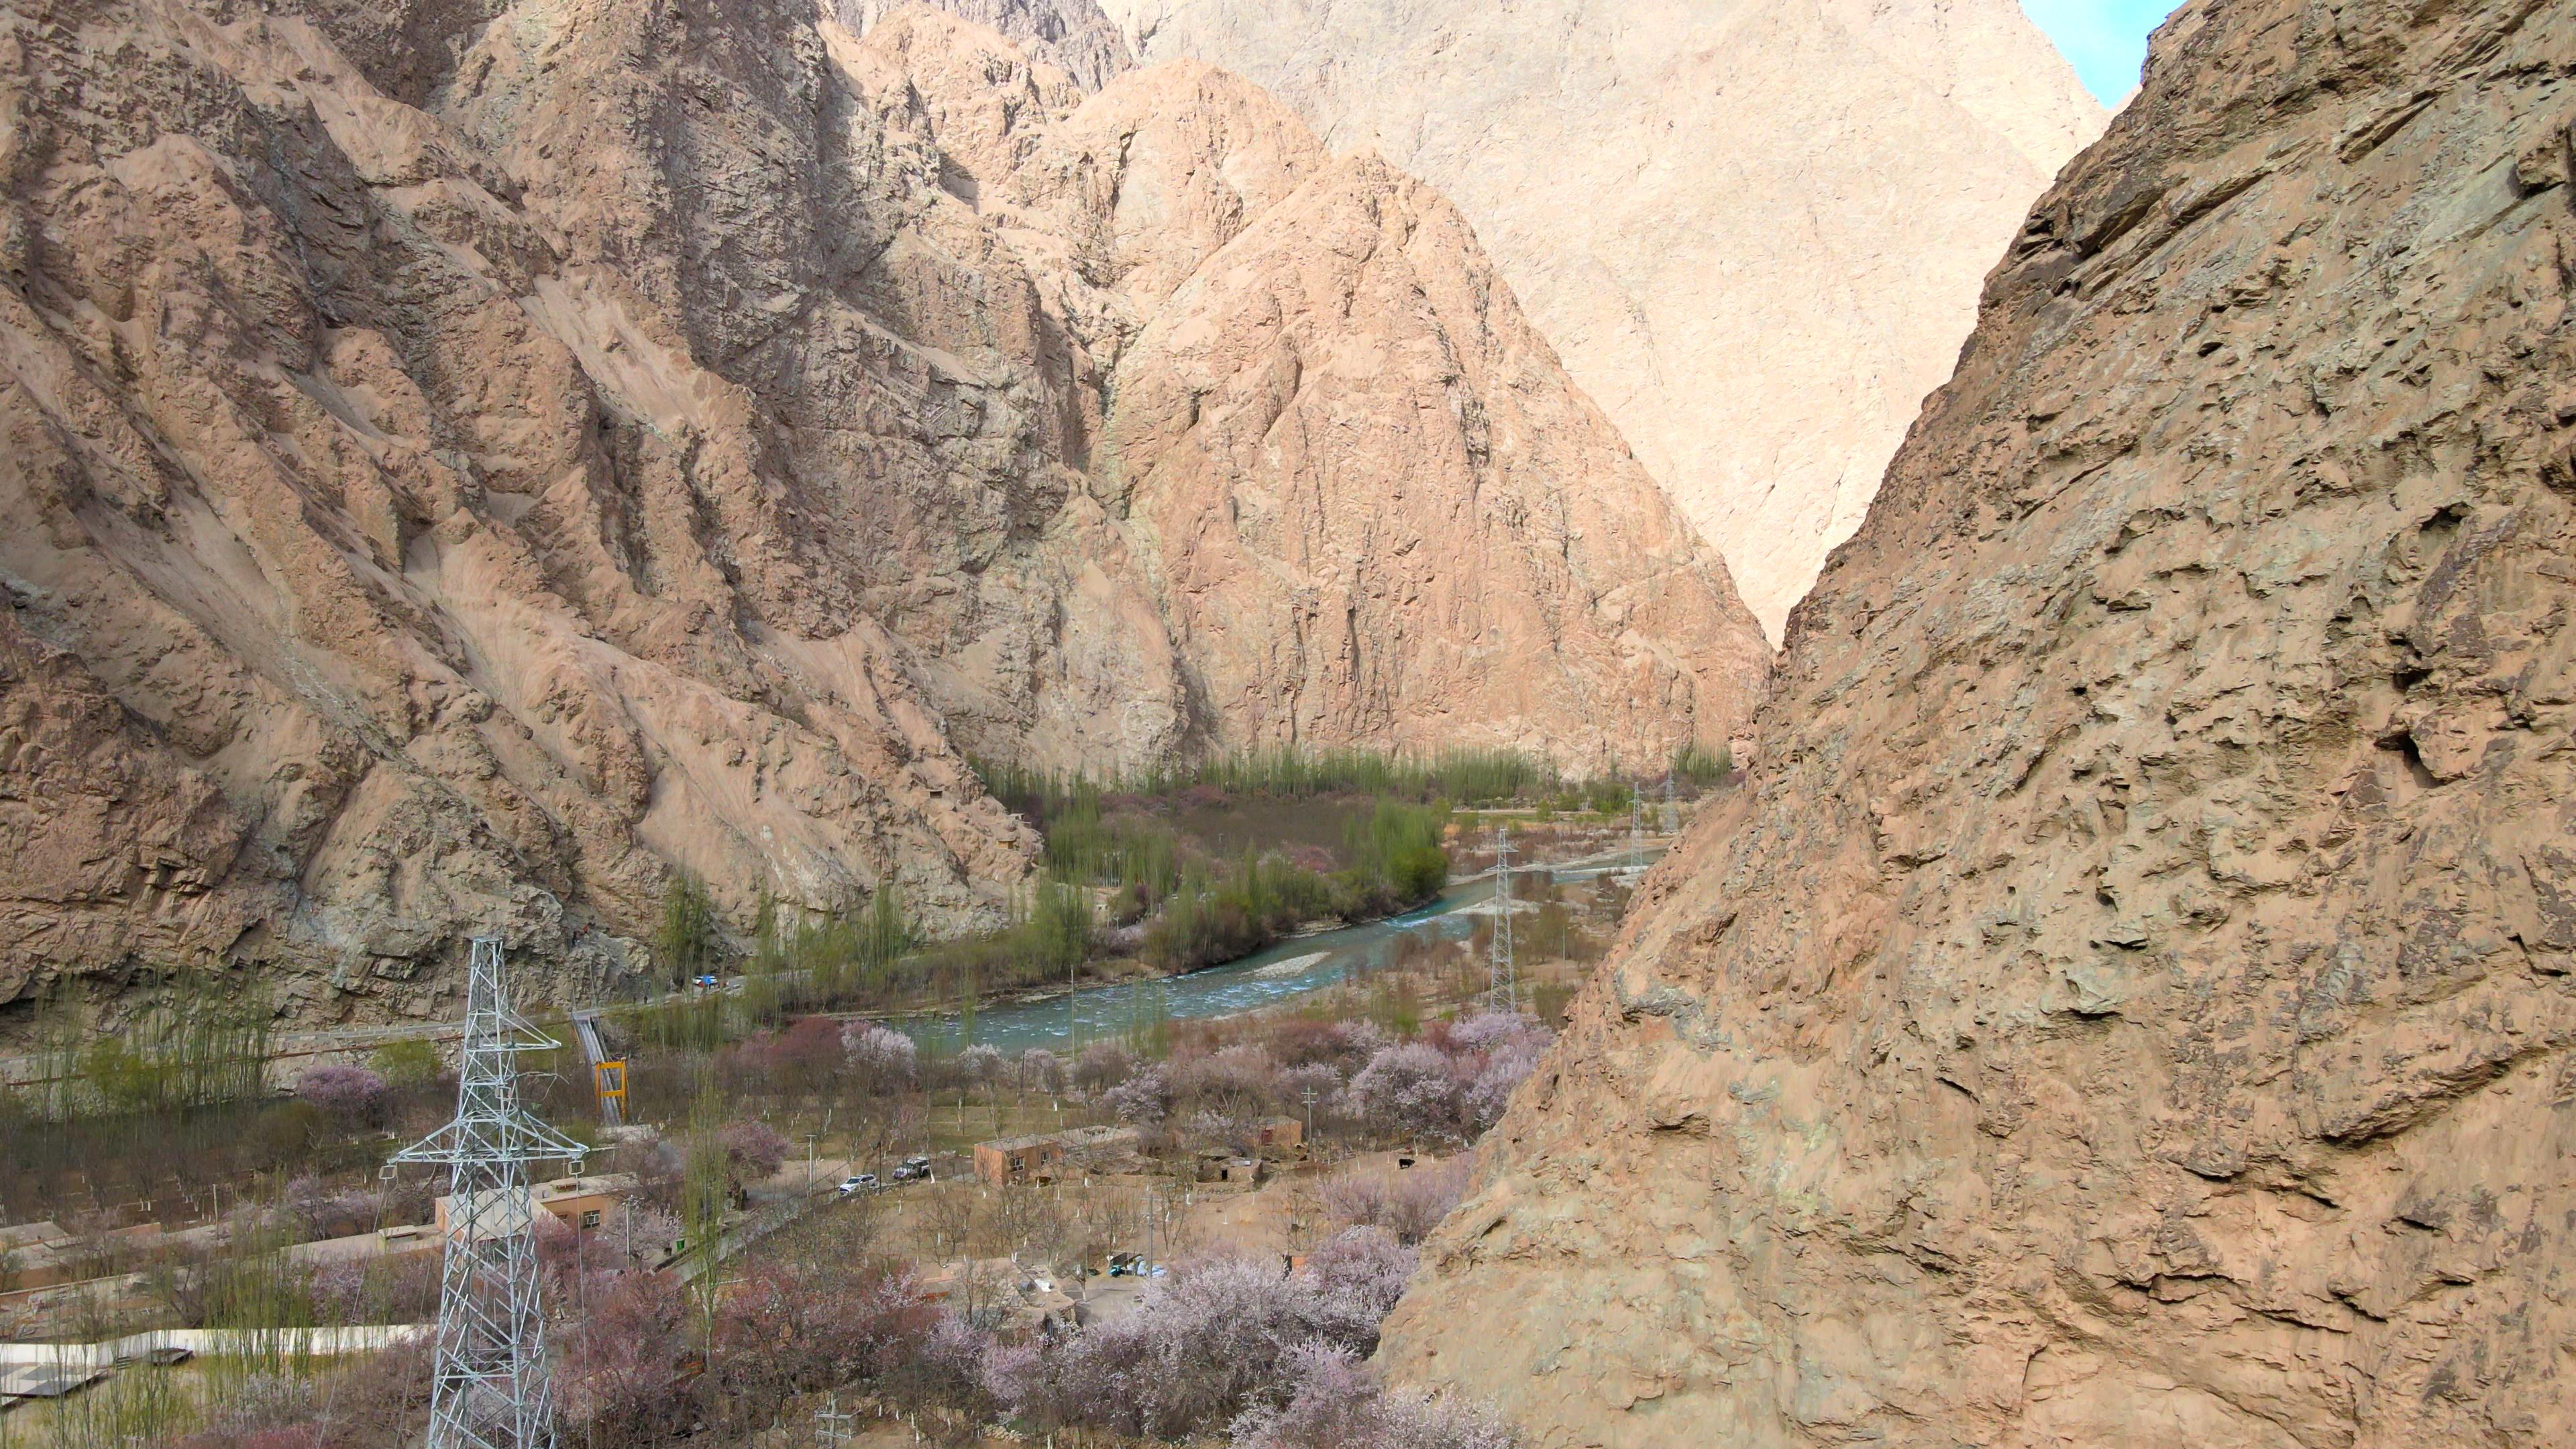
[1382,1,2576,1445]
[1097,0,2106,638]
[834,0,1132,91]
[0,0,1762,1034]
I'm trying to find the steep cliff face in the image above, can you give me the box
[1383,3,2576,1446]
[1099,0,2105,638]
[835,0,1132,91]
[0,1,1759,1030]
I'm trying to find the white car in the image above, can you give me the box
[837,1173,877,1196]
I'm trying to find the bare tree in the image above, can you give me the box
[922,1181,982,1262]
[991,1181,1067,1265]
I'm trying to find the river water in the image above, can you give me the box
[892,847,1658,1055]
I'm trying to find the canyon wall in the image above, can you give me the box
[1098,0,2106,639]
[0,0,1761,1032]
[1382,1,2576,1446]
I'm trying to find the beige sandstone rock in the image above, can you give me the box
[0,1,1759,1032]
[1098,0,2105,639]
[835,0,1133,92]
[1383,1,2576,1445]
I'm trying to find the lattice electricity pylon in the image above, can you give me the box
[1487,824,1517,1013]
[392,937,588,1449]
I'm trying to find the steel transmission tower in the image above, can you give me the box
[394,937,588,1449]
[1487,824,1517,1012]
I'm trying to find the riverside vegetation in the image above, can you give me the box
[0,746,1673,1448]
[3,743,1685,1232]
[637,745,1680,1041]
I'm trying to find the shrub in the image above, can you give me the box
[1320,1160,1471,1246]
[1281,1060,1346,1106]
[1102,1066,1171,1123]
[1441,1012,1550,1132]
[1232,1345,1519,1449]
[1344,1043,1462,1140]
[1006,1230,1417,1441]
[1018,1047,1065,1094]
[887,1312,1000,1417]
[294,1064,390,1128]
[1462,1038,1546,1132]
[284,1175,380,1240]
[554,1268,694,1445]
[307,1250,439,1324]
[730,1016,847,1095]
[708,1257,939,1426]
[370,1038,442,1090]
[955,1042,1006,1089]
[1073,1041,1134,1093]
[244,1099,329,1169]
[1171,1043,1285,1118]
[842,1022,920,1087]
[1297,1227,1417,1349]
[717,1120,790,1183]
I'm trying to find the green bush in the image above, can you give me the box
[371,1038,442,1089]
[246,1099,329,1169]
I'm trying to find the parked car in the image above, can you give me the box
[836,1174,877,1197]
[890,1163,924,1182]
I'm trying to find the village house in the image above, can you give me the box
[972,1134,1066,1187]
[433,1172,638,1240]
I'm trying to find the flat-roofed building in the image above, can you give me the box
[433,1172,638,1241]
[973,1134,1067,1187]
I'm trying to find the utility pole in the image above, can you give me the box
[1299,1086,1318,1145]
[394,936,589,1449]
[1488,824,1517,1014]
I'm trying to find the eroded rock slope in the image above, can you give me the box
[1100,0,2106,637]
[835,0,1132,90]
[1383,2,2576,1445]
[0,1,1761,1032]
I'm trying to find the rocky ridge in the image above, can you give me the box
[835,0,1132,91]
[0,0,1762,1034]
[1381,1,2576,1446]
[1098,0,2106,638]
